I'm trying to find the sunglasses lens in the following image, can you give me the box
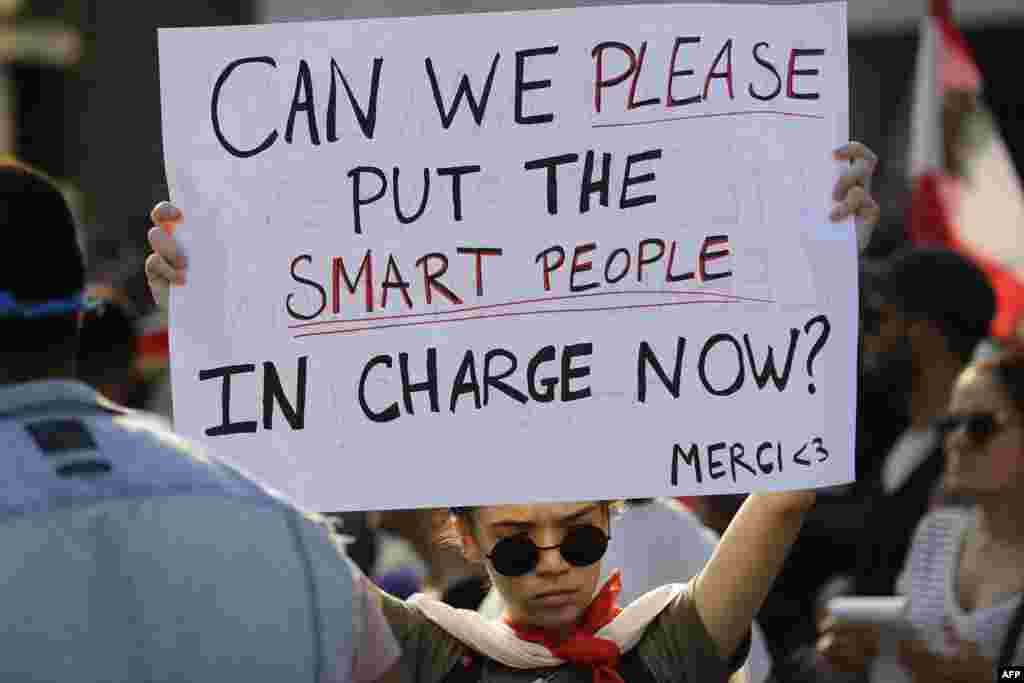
[936,416,960,438]
[966,414,997,442]
[560,525,609,567]
[489,536,538,577]
[936,413,1000,445]
[488,525,610,576]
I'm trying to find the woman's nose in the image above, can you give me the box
[533,530,570,575]
[535,546,570,575]
[944,424,969,455]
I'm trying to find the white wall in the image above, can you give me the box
[257,0,1024,33]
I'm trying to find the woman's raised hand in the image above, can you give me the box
[144,201,186,311]
[831,141,881,254]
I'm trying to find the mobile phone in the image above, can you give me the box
[826,596,910,629]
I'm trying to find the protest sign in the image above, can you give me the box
[157,1,853,511]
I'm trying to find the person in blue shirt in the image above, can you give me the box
[0,158,401,683]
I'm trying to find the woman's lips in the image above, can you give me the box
[533,590,578,607]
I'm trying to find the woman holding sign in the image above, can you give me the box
[144,142,880,683]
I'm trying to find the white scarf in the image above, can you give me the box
[407,582,687,669]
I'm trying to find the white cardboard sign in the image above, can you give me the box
[157,1,854,512]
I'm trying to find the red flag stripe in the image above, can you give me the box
[137,329,169,359]
[908,172,956,245]
[929,0,951,20]
[934,14,982,91]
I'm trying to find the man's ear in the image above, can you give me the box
[455,515,484,563]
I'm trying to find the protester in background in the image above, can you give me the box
[853,261,912,478]
[368,508,435,600]
[818,348,1024,679]
[850,246,997,598]
[740,249,996,680]
[330,510,382,577]
[0,159,401,683]
[369,508,489,607]
[327,508,487,604]
[145,141,879,683]
[728,250,996,672]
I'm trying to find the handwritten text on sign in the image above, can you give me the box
[157,1,854,511]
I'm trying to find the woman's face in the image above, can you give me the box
[459,502,607,633]
[943,367,1024,498]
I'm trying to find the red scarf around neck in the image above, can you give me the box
[506,571,625,683]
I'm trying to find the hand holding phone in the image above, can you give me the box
[818,597,914,674]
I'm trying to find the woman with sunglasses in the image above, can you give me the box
[368,496,812,683]
[819,348,1024,679]
[144,141,880,683]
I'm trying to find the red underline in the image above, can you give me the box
[591,110,826,129]
[292,297,770,339]
[288,289,774,330]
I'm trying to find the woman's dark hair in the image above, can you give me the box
[974,345,1024,417]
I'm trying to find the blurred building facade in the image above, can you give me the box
[7,0,1023,311]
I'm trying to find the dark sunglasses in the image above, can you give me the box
[485,524,610,577]
[934,412,1008,446]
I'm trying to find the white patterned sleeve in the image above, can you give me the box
[894,510,942,597]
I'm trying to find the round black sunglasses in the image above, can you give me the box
[934,412,1013,447]
[485,524,610,577]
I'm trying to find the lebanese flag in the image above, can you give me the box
[907,0,1024,339]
